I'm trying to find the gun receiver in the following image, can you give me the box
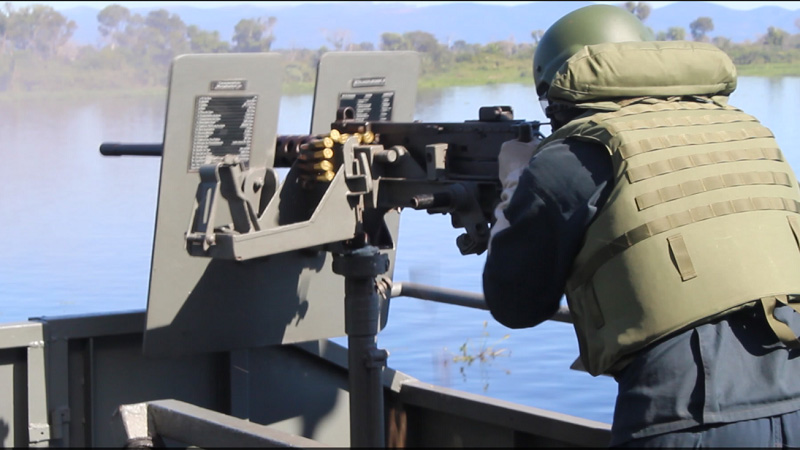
[183,105,542,259]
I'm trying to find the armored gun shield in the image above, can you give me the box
[310,51,419,135]
[144,52,419,357]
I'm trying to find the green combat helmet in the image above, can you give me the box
[533,4,654,98]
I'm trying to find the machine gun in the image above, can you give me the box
[105,106,542,258]
[293,107,542,257]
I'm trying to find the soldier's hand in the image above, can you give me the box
[490,137,542,251]
[497,137,541,182]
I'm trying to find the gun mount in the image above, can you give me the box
[100,50,545,448]
[98,50,546,354]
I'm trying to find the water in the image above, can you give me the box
[1,77,799,425]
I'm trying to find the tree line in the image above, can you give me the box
[621,1,800,66]
[1,2,800,94]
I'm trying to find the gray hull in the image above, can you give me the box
[0,308,609,447]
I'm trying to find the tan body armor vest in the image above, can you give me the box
[543,42,800,376]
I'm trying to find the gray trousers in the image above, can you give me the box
[616,409,800,448]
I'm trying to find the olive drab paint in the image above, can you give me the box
[540,41,800,376]
[144,52,418,357]
[546,41,738,104]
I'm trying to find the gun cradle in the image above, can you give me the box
[185,112,542,260]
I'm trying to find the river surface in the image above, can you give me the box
[1,77,799,424]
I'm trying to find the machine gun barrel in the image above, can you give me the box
[99,135,326,168]
[99,143,163,157]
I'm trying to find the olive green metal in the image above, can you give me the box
[144,53,313,358]
[0,310,612,448]
[533,4,653,96]
[333,246,391,448]
[144,51,423,358]
[310,51,419,135]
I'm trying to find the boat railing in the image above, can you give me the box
[0,293,603,448]
[390,281,573,323]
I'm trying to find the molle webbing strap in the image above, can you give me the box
[606,111,758,134]
[626,147,784,183]
[618,126,774,160]
[569,197,800,289]
[790,215,800,250]
[667,234,697,281]
[635,171,793,211]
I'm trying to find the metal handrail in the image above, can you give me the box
[389,281,572,324]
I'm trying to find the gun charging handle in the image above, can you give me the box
[516,120,547,144]
[477,104,537,144]
[517,123,534,143]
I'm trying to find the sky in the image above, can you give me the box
[6,1,800,11]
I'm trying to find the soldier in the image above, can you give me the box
[483,4,800,447]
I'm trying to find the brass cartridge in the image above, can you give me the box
[298,160,335,172]
[310,137,334,149]
[361,130,375,144]
[328,129,341,142]
[298,148,335,161]
[315,171,336,182]
[300,170,336,184]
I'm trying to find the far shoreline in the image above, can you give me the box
[1,62,798,102]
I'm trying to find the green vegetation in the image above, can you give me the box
[735,63,800,77]
[448,321,511,392]
[1,1,800,101]
[418,52,534,91]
